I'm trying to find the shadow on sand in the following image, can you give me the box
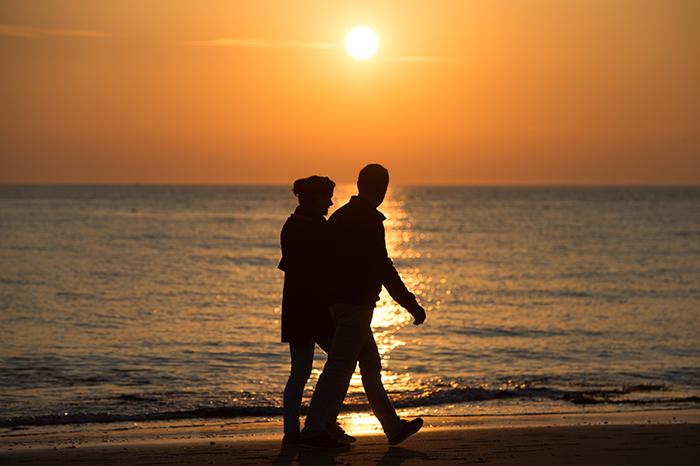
[273,444,430,465]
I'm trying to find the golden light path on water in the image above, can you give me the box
[319,185,426,435]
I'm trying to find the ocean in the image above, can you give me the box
[1,185,699,430]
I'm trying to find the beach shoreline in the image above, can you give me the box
[2,421,698,465]
[2,408,699,464]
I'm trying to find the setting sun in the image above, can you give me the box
[344,26,379,60]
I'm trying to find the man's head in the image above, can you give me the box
[357,164,389,208]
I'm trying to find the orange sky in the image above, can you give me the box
[1,0,698,185]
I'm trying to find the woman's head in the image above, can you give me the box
[292,175,335,216]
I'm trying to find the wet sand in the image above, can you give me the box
[2,422,699,465]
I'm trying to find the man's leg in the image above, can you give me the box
[356,332,425,445]
[320,327,402,438]
[310,311,423,445]
[303,303,373,434]
[357,330,403,438]
[282,339,315,434]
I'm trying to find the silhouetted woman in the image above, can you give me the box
[278,176,345,444]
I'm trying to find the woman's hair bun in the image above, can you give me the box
[292,175,335,205]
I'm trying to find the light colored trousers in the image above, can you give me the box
[300,303,402,438]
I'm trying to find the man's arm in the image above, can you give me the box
[375,224,426,325]
[381,258,426,325]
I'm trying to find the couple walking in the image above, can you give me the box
[278,164,426,449]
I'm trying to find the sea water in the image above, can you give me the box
[1,185,698,428]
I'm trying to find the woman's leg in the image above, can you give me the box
[282,339,315,434]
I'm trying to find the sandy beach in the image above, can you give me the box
[2,423,699,465]
[2,410,699,465]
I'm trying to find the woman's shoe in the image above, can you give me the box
[282,432,300,447]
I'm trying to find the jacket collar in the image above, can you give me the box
[349,195,386,221]
[292,205,325,223]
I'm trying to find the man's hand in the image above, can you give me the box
[410,304,426,325]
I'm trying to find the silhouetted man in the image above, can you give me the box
[300,164,426,448]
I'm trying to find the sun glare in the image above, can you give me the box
[344,26,379,60]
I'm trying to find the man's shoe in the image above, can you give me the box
[281,432,300,447]
[328,422,356,443]
[388,418,423,445]
[299,431,352,449]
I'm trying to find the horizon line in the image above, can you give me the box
[1,182,698,188]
